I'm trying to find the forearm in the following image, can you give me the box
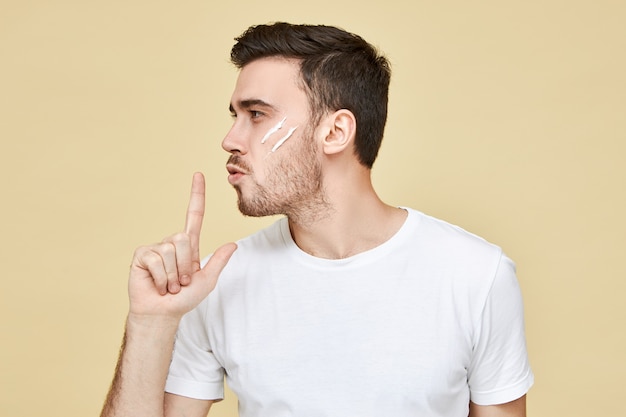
[101,314,180,417]
[101,174,235,416]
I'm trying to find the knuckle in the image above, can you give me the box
[159,241,176,256]
[143,251,162,268]
[163,232,188,246]
[133,245,150,258]
[171,232,189,244]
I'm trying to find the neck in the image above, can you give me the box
[287,167,407,259]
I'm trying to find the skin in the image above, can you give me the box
[224,57,329,225]
[100,57,527,417]
[223,57,408,258]
[100,173,235,417]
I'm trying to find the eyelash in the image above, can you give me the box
[230,110,264,120]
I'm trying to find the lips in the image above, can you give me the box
[226,157,251,185]
[226,155,251,176]
[226,164,246,176]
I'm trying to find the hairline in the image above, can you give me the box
[237,55,330,128]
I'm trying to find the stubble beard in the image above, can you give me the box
[234,128,331,225]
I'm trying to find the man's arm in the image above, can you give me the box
[101,317,215,417]
[100,173,236,417]
[469,395,527,417]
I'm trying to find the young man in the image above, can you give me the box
[101,23,533,417]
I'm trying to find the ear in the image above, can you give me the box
[320,109,356,156]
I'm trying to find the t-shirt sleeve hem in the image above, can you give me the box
[164,375,224,401]
[470,371,535,406]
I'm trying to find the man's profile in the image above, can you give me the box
[100,22,533,417]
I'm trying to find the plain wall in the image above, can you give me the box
[1,1,624,416]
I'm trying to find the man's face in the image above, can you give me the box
[222,57,327,218]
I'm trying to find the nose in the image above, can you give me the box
[221,121,249,155]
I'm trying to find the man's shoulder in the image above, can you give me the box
[404,208,504,259]
[404,209,512,299]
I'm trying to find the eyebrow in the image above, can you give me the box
[229,99,277,114]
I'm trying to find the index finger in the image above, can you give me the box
[184,172,206,256]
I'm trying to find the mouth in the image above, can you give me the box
[226,163,248,175]
[226,163,248,184]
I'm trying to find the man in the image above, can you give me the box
[101,22,533,417]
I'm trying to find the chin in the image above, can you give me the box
[234,181,296,218]
[236,195,280,218]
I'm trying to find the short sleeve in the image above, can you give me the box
[468,254,534,405]
[165,299,225,401]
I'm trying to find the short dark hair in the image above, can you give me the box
[231,22,391,168]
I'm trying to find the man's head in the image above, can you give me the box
[230,22,391,168]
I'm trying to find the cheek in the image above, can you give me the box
[261,117,287,144]
[269,126,298,153]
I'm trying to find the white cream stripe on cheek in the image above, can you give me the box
[270,126,298,153]
[260,116,287,144]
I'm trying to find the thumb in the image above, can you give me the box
[196,242,238,292]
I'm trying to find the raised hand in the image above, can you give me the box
[128,172,237,320]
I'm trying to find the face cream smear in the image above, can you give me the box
[261,116,287,144]
[270,126,298,153]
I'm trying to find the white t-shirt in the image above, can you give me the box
[166,209,533,416]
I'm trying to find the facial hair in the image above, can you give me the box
[228,125,330,223]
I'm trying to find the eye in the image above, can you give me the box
[250,110,264,119]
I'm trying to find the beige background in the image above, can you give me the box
[1,1,624,416]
